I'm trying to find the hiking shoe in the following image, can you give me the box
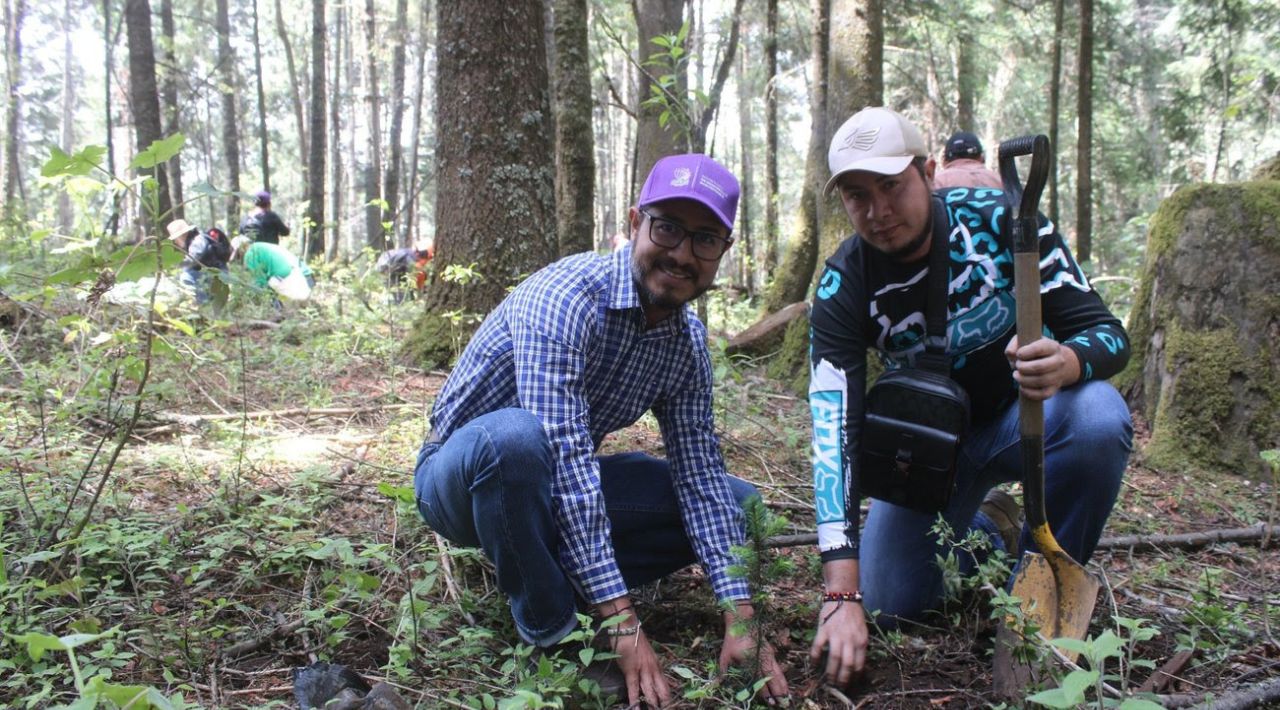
[980,488,1023,555]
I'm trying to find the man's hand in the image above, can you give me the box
[808,597,868,689]
[598,597,671,707]
[719,602,790,703]
[611,625,672,707]
[1005,335,1081,400]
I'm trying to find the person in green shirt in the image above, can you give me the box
[230,236,315,301]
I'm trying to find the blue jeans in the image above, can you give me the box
[859,381,1132,626]
[413,407,758,647]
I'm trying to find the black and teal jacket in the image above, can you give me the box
[808,186,1130,561]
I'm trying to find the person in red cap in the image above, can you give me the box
[238,190,291,245]
[413,154,789,706]
[932,130,1003,190]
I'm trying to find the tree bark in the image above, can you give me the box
[158,0,184,220]
[736,33,754,296]
[955,31,975,131]
[551,0,596,257]
[762,0,828,313]
[763,0,779,278]
[58,0,77,233]
[406,0,556,368]
[363,0,385,251]
[305,0,327,259]
[633,0,687,180]
[123,0,173,238]
[3,0,28,216]
[1076,0,1093,261]
[215,0,241,228]
[252,0,271,193]
[690,0,745,153]
[1048,0,1064,227]
[404,0,430,247]
[275,0,308,183]
[815,0,881,283]
[326,0,343,261]
[384,0,409,248]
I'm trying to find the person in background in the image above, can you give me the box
[230,235,314,303]
[167,218,231,306]
[239,190,292,245]
[375,247,432,302]
[932,130,1004,190]
[413,154,789,706]
[806,107,1132,688]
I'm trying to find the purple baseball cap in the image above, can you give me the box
[638,154,739,232]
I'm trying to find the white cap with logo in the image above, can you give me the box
[824,107,928,195]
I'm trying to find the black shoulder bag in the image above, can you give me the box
[858,198,971,514]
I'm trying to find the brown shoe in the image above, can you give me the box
[980,488,1023,555]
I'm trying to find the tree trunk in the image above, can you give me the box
[1076,0,1093,262]
[305,0,326,259]
[158,0,184,220]
[123,0,172,238]
[762,0,827,313]
[816,0,882,278]
[252,0,271,193]
[736,31,754,296]
[58,0,76,233]
[633,0,687,180]
[103,0,121,237]
[384,0,409,247]
[326,0,343,261]
[404,0,430,247]
[3,0,28,216]
[551,0,595,257]
[215,0,241,227]
[362,0,385,251]
[406,0,556,368]
[1048,0,1063,226]
[955,31,975,131]
[275,0,308,183]
[763,0,779,278]
[690,0,745,154]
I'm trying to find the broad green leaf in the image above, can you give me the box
[164,317,196,337]
[1118,699,1166,710]
[1060,669,1098,700]
[578,648,594,666]
[1050,637,1090,656]
[190,181,221,197]
[377,482,415,503]
[85,676,176,710]
[9,631,66,661]
[130,133,186,170]
[42,145,106,178]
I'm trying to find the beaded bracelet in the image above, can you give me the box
[821,590,863,603]
[605,620,642,637]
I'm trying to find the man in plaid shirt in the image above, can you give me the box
[414,154,788,706]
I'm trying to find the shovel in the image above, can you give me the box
[991,135,1101,695]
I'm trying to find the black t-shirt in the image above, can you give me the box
[808,186,1130,561]
[239,209,291,244]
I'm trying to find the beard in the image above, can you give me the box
[881,224,932,262]
[631,254,709,311]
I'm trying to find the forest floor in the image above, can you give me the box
[2,282,1278,709]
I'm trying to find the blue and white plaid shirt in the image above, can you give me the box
[430,245,749,604]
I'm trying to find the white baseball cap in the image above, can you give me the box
[824,107,928,195]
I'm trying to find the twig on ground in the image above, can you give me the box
[435,533,477,626]
[219,619,308,659]
[155,402,420,425]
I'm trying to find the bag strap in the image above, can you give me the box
[917,196,951,373]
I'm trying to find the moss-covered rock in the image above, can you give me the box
[401,310,477,370]
[1122,178,1280,477]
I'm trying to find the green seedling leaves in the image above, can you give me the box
[9,628,117,661]
[42,145,107,178]
[130,134,186,170]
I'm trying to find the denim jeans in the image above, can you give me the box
[179,266,230,306]
[413,407,758,647]
[858,380,1132,626]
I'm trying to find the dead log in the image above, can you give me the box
[1187,676,1280,710]
[724,302,808,358]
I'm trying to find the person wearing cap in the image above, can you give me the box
[806,107,1132,686]
[413,154,789,706]
[167,218,232,306]
[239,190,291,245]
[932,130,1003,190]
[229,235,315,302]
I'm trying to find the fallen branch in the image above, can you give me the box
[1187,676,1280,710]
[763,524,1280,551]
[219,618,307,660]
[154,403,421,425]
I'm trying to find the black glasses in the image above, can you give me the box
[641,210,732,261]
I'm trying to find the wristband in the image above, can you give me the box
[605,619,642,637]
[821,590,863,603]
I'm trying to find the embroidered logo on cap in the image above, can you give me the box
[670,167,691,187]
[840,126,880,153]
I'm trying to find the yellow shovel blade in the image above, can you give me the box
[1009,550,1100,654]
